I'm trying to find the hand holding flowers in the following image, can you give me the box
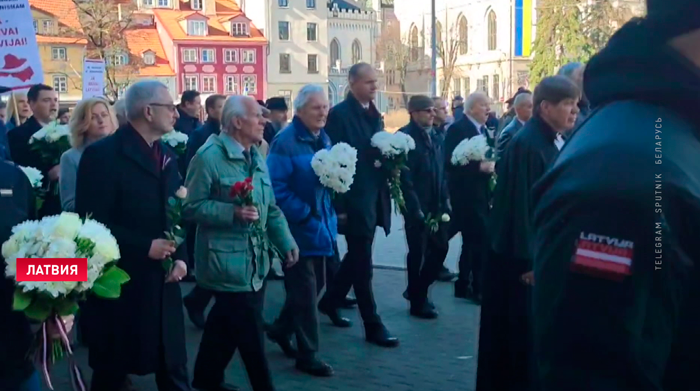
[162,186,188,273]
[425,213,450,234]
[161,130,189,156]
[370,131,416,213]
[19,165,46,211]
[310,142,357,195]
[450,134,498,191]
[230,177,265,251]
[29,122,71,167]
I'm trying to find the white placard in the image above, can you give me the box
[0,0,45,90]
[82,58,105,99]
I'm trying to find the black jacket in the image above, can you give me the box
[531,20,700,391]
[75,124,188,374]
[184,118,220,179]
[0,161,35,387]
[325,93,391,237]
[174,106,201,136]
[495,117,524,160]
[263,121,281,145]
[0,121,10,161]
[398,121,450,226]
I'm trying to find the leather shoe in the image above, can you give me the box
[364,323,399,347]
[183,295,206,329]
[437,267,457,282]
[267,330,297,359]
[192,381,240,391]
[410,302,439,319]
[341,295,357,309]
[318,301,352,328]
[296,358,334,377]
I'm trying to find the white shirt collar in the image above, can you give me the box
[466,115,485,132]
[517,117,526,126]
[554,134,565,150]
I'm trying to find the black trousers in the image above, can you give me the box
[91,351,190,391]
[450,223,487,295]
[193,289,274,391]
[271,256,326,359]
[476,250,535,391]
[320,234,380,324]
[185,224,197,272]
[405,225,449,303]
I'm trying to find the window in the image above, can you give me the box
[482,75,489,96]
[191,0,201,10]
[278,21,290,41]
[142,0,154,6]
[487,11,497,51]
[278,0,288,6]
[143,52,156,65]
[157,0,169,6]
[51,47,67,61]
[242,49,255,64]
[279,90,292,108]
[476,78,485,95]
[242,75,257,94]
[184,75,198,91]
[33,20,37,33]
[183,48,197,62]
[279,53,291,73]
[42,20,54,34]
[109,53,129,66]
[307,54,318,73]
[463,77,470,96]
[201,49,215,63]
[188,20,207,36]
[492,75,500,101]
[351,39,361,64]
[225,75,239,93]
[330,39,340,69]
[231,22,248,37]
[202,76,216,93]
[224,49,239,63]
[453,78,461,97]
[306,23,317,42]
[52,75,67,93]
[458,16,468,55]
[306,0,316,9]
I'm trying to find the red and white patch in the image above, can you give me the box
[570,232,634,282]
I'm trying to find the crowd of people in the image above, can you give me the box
[1,1,700,390]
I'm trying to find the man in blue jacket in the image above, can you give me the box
[265,84,336,378]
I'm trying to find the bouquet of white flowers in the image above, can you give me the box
[2,212,128,390]
[370,131,416,213]
[310,142,357,195]
[29,122,71,166]
[161,130,189,156]
[450,134,497,190]
[19,165,46,211]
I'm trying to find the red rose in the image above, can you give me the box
[245,177,253,184]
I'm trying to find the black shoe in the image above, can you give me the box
[192,382,240,391]
[318,301,352,328]
[295,358,334,377]
[341,295,357,309]
[364,323,399,347]
[183,295,206,329]
[269,269,285,280]
[437,267,457,282]
[454,280,470,299]
[410,301,439,319]
[403,290,435,309]
[267,330,297,359]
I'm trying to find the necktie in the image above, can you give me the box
[480,125,487,135]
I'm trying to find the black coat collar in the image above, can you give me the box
[116,123,177,179]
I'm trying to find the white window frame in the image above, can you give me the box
[278,21,290,41]
[142,0,154,7]
[231,22,248,37]
[42,20,54,33]
[225,75,239,94]
[278,0,289,7]
[52,75,67,93]
[157,0,169,7]
[188,20,207,36]
[184,75,199,91]
[182,48,198,63]
[241,75,257,95]
[51,47,67,61]
[306,23,317,42]
[143,52,156,65]
[33,20,37,33]
[201,48,215,63]
[201,75,216,93]
[191,0,202,10]
[224,49,239,63]
[110,53,128,66]
[307,54,318,74]
[306,0,316,9]
[242,49,255,64]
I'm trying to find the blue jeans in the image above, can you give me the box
[9,371,40,391]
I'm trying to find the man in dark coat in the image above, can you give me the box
[451,96,464,122]
[7,84,60,218]
[75,81,191,391]
[532,4,700,390]
[174,90,202,136]
[478,76,579,391]
[444,91,495,303]
[496,91,533,160]
[263,97,289,144]
[317,62,398,347]
[399,95,451,319]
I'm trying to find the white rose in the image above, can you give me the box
[441,214,450,223]
[1,237,20,258]
[93,238,120,262]
[175,186,188,199]
[53,212,83,239]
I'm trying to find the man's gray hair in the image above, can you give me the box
[124,80,169,121]
[113,99,128,126]
[513,92,533,108]
[465,92,489,111]
[293,84,326,112]
[558,62,584,79]
[221,95,257,133]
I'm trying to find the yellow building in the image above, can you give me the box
[29,0,87,106]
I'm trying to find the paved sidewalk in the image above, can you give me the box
[46,270,479,391]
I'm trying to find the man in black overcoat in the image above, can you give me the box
[444,91,495,303]
[317,62,398,347]
[7,84,61,217]
[263,97,288,144]
[398,96,451,319]
[75,81,191,391]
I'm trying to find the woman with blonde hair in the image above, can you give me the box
[5,91,32,131]
[59,97,117,211]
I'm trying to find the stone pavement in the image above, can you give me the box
[46,274,479,391]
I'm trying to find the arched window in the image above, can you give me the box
[410,25,419,61]
[328,84,335,105]
[435,20,443,55]
[487,11,497,51]
[458,16,468,55]
[351,39,362,64]
[330,38,340,69]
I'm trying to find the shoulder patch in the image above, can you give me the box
[570,232,634,282]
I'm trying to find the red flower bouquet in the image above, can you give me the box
[229,177,265,250]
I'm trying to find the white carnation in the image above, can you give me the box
[371,131,416,158]
[52,212,83,239]
[310,142,358,194]
[19,166,44,188]
[451,135,491,166]
[30,122,70,144]
[161,130,189,147]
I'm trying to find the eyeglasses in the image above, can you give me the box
[149,103,177,112]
